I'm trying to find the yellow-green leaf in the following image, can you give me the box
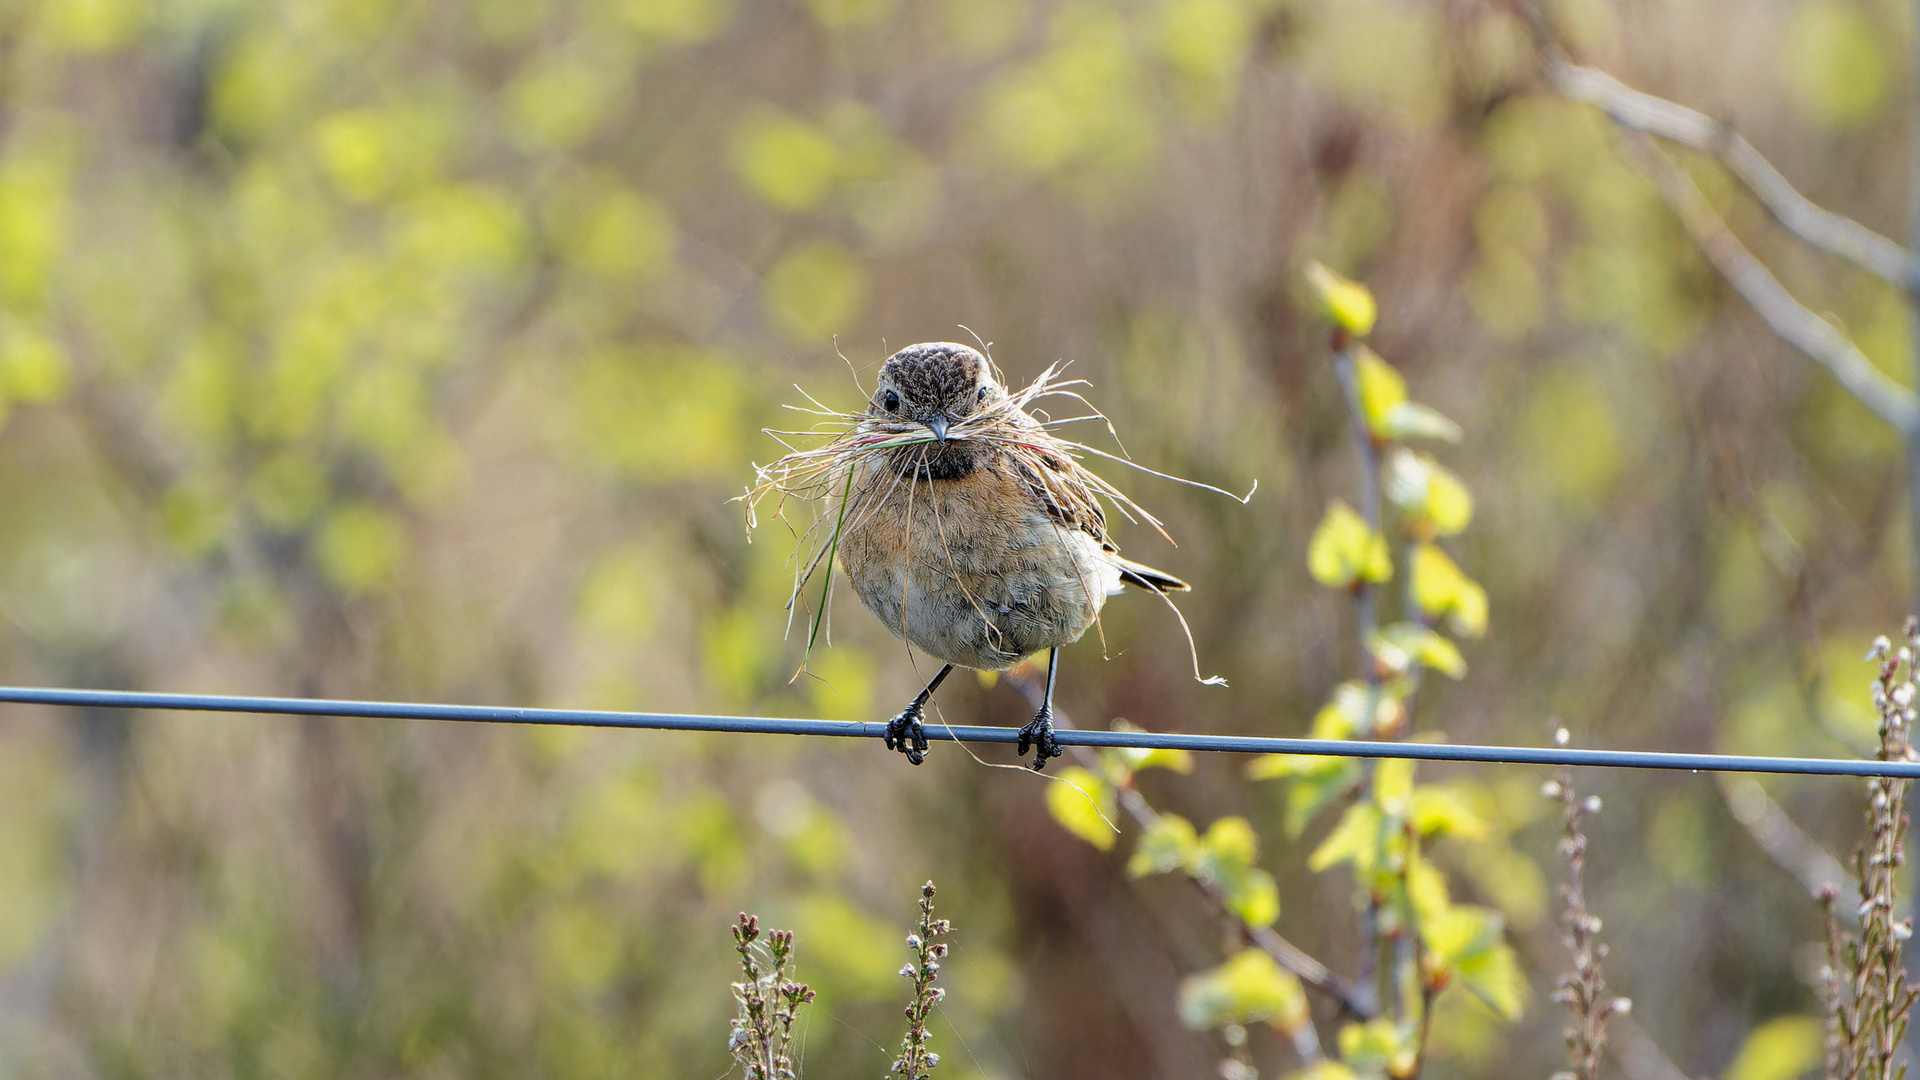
[161,480,232,557]
[1453,939,1526,1020]
[1308,803,1384,874]
[1404,851,1452,927]
[1247,753,1360,836]
[1045,767,1117,850]
[1352,344,1405,431]
[1379,400,1462,442]
[1288,1065,1360,1080]
[1376,623,1467,679]
[1178,948,1309,1032]
[1724,1016,1825,1080]
[1290,761,1361,836]
[0,151,71,305]
[1409,784,1489,840]
[315,503,406,595]
[729,108,839,211]
[622,0,734,43]
[1307,500,1392,588]
[1248,752,1343,780]
[1337,1018,1416,1076]
[1373,757,1415,815]
[1422,903,1501,966]
[1305,260,1377,336]
[0,326,70,403]
[1313,681,1372,739]
[312,109,397,202]
[1449,578,1489,638]
[547,177,676,280]
[503,56,624,150]
[1382,449,1474,537]
[1134,746,1195,773]
[399,184,525,271]
[1222,867,1279,927]
[1417,633,1466,678]
[761,240,870,345]
[1196,816,1259,874]
[1369,630,1412,678]
[1410,543,1489,638]
[1107,720,1196,775]
[1128,813,1198,878]
[1421,903,1525,1018]
[1423,465,1473,535]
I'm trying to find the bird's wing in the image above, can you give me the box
[1011,452,1110,547]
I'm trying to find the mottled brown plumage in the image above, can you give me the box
[838,342,1187,768]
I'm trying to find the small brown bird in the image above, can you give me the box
[838,342,1188,769]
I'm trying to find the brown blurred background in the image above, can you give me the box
[0,0,1912,1076]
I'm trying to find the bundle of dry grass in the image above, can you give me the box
[738,360,1249,677]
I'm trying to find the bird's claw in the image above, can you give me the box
[1017,707,1063,771]
[884,702,930,765]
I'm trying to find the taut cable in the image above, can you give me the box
[1,685,1917,778]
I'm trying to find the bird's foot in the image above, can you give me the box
[884,701,931,765]
[1016,707,1063,772]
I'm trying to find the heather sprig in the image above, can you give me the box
[1545,736,1630,1080]
[729,913,816,1080]
[1823,622,1920,1080]
[890,881,951,1080]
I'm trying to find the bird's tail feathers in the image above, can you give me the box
[1113,557,1189,593]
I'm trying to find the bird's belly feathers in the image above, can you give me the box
[838,466,1120,671]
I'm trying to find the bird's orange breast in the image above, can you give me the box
[836,453,1118,670]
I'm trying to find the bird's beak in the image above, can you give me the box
[926,413,950,445]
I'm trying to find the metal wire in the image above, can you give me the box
[3,684,1918,778]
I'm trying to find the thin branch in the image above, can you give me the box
[1518,37,1920,434]
[1625,132,1920,432]
[1331,345,1384,651]
[1330,340,1394,1018]
[1717,774,1853,897]
[1607,1017,1695,1080]
[1546,58,1920,291]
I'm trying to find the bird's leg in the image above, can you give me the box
[1016,648,1064,771]
[884,664,953,765]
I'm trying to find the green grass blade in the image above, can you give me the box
[802,464,859,665]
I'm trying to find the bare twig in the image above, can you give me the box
[1329,336,1390,1019]
[1546,59,1920,290]
[1606,1017,1694,1080]
[1330,341,1385,654]
[1509,7,1920,436]
[1619,131,1920,434]
[1718,774,1854,896]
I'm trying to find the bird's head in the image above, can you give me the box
[869,342,1007,444]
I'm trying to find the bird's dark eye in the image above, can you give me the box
[882,389,900,412]
[977,386,989,403]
